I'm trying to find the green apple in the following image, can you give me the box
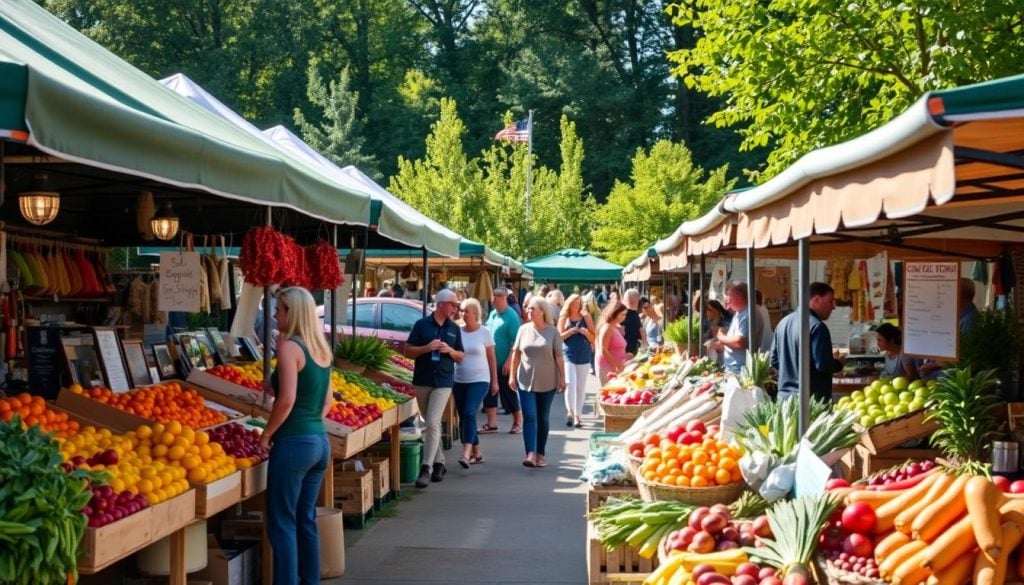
[869,406,885,417]
[870,379,884,391]
[837,397,851,409]
[909,379,925,391]
[881,392,899,406]
[859,415,875,428]
[908,399,924,411]
[863,386,880,401]
[892,376,910,391]
[892,404,908,417]
[851,390,865,402]
[898,391,914,404]
[874,415,890,425]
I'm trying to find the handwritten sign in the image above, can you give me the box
[903,260,959,361]
[94,327,131,392]
[158,251,201,312]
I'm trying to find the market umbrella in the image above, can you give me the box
[471,271,493,303]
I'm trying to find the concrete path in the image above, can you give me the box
[331,374,601,585]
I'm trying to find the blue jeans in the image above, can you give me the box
[453,381,490,446]
[518,389,556,455]
[267,433,330,585]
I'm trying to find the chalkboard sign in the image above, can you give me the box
[27,326,65,400]
[122,340,152,386]
[93,327,131,392]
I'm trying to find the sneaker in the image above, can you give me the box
[566,415,574,427]
[431,462,447,483]
[415,465,431,489]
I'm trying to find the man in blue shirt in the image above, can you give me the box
[404,288,464,488]
[708,282,762,375]
[481,287,523,433]
[770,282,844,402]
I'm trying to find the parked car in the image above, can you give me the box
[319,297,425,352]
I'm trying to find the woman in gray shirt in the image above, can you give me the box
[508,297,567,468]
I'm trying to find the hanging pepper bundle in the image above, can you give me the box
[282,236,310,289]
[306,241,344,290]
[240,226,298,286]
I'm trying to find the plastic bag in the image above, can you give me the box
[739,451,774,490]
[760,462,796,502]
[719,377,767,442]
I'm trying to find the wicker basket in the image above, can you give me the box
[637,475,745,506]
[626,453,644,479]
[813,555,886,585]
[599,400,658,417]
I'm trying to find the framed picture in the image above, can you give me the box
[191,330,218,369]
[152,343,176,379]
[61,337,105,388]
[177,334,204,370]
[240,336,263,363]
[92,327,131,392]
[205,328,231,364]
[122,340,152,387]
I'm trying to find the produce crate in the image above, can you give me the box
[55,386,245,432]
[326,422,366,459]
[193,471,243,519]
[333,463,374,518]
[587,520,657,585]
[149,489,197,538]
[363,416,385,449]
[240,460,268,499]
[398,398,419,421]
[187,369,270,417]
[603,414,637,433]
[858,409,938,454]
[78,507,155,571]
[586,485,639,513]
[381,404,399,429]
[850,445,941,480]
[360,456,391,507]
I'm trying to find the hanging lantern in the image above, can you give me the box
[18,172,60,225]
[151,200,180,241]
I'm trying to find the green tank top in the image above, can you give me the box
[271,337,330,437]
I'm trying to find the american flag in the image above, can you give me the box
[494,119,530,142]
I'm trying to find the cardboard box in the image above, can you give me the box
[195,536,259,585]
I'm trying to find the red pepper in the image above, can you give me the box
[865,469,932,491]
[695,382,715,395]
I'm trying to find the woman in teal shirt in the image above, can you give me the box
[259,287,333,585]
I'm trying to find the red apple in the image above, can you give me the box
[685,419,707,435]
[841,503,877,534]
[842,533,872,558]
[993,475,1011,492]
[1010,480,1024,494]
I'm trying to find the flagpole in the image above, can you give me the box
[525,109,534,225]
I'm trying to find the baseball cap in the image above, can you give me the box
[434,289,458,304]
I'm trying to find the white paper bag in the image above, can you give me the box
[719,377,767,442]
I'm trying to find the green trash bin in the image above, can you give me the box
[399,441,422,483]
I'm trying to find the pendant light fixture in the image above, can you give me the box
[18,172,60,225]
[151,200,180,241]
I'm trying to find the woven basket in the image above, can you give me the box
[637,475,745,506]
[813,555,886,585]
[598,401,658,417]
[626,453,644,479]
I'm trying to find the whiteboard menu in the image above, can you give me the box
[93,327,131,392]
[903,260,960,360]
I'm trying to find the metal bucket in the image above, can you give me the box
[992,441,1020,473]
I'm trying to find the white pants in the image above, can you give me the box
[414,385,452,466]
[564,362,590,417]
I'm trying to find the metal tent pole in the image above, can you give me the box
[661,270,668,332]
[262,207,272,385]
[351,232,359,337]
[798,238,811,435]
[422,248,429,316]
[746,248,756,351]
[687,260,694,354]
[329,225,338,349]
[699,254,707,357]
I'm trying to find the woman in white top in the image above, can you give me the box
[453,298,499,468]
[545,289,565,324]
[558,294,595,428]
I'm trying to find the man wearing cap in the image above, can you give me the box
[404,288,465,488]
[482,287,523,434]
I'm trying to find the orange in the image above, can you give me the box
[136,425,153,440]
[194,431,210,446]
[189,467,208,483]
[731,468,743,482]
[681,462,695,477]
[168,445,186,460]
[166,421,183,435]
[153,444,169,458]
[691,450,709,466]
[719,457,737,471]
[693,464,707,479]
[137,479,154,494]
[674,475,690,487]
[690,475,709,488]
[715,468,733,485]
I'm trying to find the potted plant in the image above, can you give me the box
[958,308,1022,399]
[663,315,702,357]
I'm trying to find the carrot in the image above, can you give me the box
[880,541,927,580]
[875,531,912,564]
[927,552,975,585]
[891,549,932,585]
[874,472,945,535]
[977,512,1024,585]
[1000,498,1024,515]
[921,515,976,571]
[895,473,954,534]
[847,488,905,509]
[912,474,970,541]
[966,475,1006,558]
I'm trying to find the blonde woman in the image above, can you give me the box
[453,298,498,468]
[558,294,595,428]
[509,297,566,468]
[595,301,629,384]
[545,289,565,323]
[259,287,333,585]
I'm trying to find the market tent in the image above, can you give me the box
[622,248,658,282]
[524,249,623,283]
[0,0,373,232]
[261,125,461,258]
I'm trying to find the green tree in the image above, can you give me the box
[592,140,732,265]
[667,0,1024,181]
[294,64,379,177]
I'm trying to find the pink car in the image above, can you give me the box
[320,297,425,352]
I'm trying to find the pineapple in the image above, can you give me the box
[924,367,1002,466]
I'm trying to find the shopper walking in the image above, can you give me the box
[481,287,523,434]
[546,288,565,324]
[509,297,566,468]
[404,288,465,488]
[558,294,594,428]
[260,287,333,585]
[595,301,629,384]
[622,289,647,356]
[641,296,663,347]
[453,298,498,468]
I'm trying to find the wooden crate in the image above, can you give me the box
[398,398,419,421]
[55,386,245,432]
[361,457,391,502]
[603,414,636,433]
[587,485,640,513]
[381,405,399,429]
[587,520,657,585]
[851,445,941,479]
[78,507,154,571]
[193,471,243,519]
[240,460,268,499]
[858,409,938,454]
[334,464,374,517]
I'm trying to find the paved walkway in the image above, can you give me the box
[331,374,601,585]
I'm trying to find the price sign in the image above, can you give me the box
[158,251,201,312]
[903,260,960,361]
